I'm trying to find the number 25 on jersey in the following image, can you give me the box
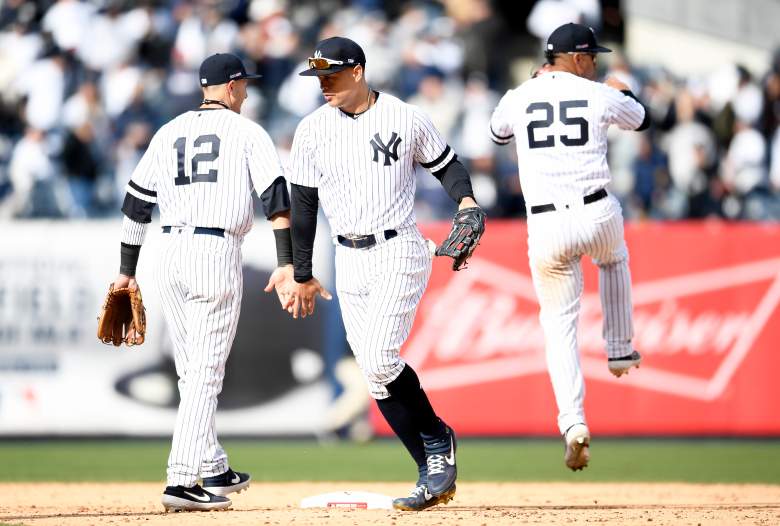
[526,100,589,149]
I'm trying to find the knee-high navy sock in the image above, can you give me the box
[376,395,426,473]
[385,365,446,438]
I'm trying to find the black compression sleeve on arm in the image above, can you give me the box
[621,89,651,131]
[119,243,141,276]
[431,157,475,204]
[291,183,319,283]
[273,227,293,266]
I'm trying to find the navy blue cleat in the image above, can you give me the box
[161,484,231,512]
[202,468,251,496]
[421,426,457,497]
[392,483,456,511]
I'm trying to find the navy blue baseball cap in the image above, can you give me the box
[299,37,366,76]
[546,23,612,54]
[199,53,262,87]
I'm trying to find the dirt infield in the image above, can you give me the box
[1,482,778,525]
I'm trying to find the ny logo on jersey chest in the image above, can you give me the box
[370,132,402,166]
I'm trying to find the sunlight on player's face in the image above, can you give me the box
[317,68,360,108]
[228,79,248,111]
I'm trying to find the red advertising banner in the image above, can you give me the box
[372,221,780,436]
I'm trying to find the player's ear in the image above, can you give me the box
[353,64,364,82]
[571,55,579,73]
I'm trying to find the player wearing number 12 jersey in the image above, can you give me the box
[489,23,649,471]
[109,53,296,511]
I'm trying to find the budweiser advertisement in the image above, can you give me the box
[372,221,780,436]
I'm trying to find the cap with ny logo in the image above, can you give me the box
[299,37,367,77]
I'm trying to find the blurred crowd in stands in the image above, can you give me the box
[1,0,779,221]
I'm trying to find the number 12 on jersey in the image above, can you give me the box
[174,134,221,185]
[526,100,589,149]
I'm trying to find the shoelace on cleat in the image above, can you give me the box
[427,454,446,475]
[410,485,427,498]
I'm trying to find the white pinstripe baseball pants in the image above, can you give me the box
[156,228,243,487]
[335,228,432,399]
[527,193,634,435]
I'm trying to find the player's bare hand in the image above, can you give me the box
[283,278,332,319]
[603,76,630,91]
[112,274,138,291]
[264,265,294,308]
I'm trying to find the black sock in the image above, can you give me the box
[385,365,446,437]
[376,395,426,470]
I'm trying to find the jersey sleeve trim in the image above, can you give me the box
[420,145,454,173]
[490,124,514,144]
[260,176,291,219]
[127,180,157,203]
[122,193,156,224]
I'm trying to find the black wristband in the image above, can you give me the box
[273,227,293,266]
[120,242,141,276]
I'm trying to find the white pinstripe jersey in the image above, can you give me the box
[489,71,645,206]
[288,92,455,236]
[125,108,283,236]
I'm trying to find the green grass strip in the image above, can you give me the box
[0,439,778,484]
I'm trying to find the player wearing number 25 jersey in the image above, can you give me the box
[110,53,296,511]
[490,23,649,472]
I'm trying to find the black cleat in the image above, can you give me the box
[608,350,642,378]
[202,468,251,496]
[161,484,231,512]
[422,425,457,496]
[392,483,456,511]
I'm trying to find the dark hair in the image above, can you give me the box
[544,50,557,65]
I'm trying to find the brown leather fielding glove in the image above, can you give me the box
[97,284,146,346]
[435,206,486,271]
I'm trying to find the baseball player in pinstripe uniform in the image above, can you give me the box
[110,53,296,511]
[489,23,649,471]
[284,37,483,511]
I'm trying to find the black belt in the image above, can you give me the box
[530,188,608,215]
[162,226,225,238]
[337,229,397,249]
